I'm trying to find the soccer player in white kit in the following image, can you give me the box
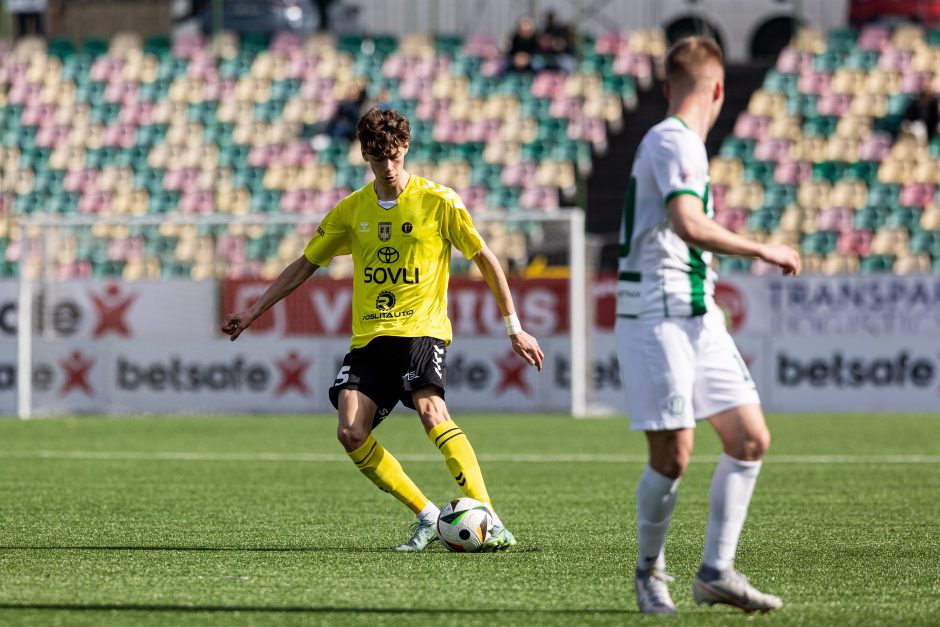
[617,38,801,614]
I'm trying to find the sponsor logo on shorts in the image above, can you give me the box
[377,247,400,264]
[378,222,392,241]
[666,393,685,416]
[403,371,419,381]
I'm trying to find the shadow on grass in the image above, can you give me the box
[0,545,543,554]
[0,603,635,615]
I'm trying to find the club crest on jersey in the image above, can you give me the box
[378,222,392,241]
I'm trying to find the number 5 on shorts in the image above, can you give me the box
[334,365,350,386]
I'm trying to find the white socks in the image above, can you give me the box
[702,452,762,572]
[417,502,440,525]
[636,465,681,572]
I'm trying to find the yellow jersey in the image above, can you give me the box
[304,174,485,348]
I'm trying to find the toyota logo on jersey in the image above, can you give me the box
[377,247,400,263]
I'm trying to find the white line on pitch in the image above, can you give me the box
[0,451,939,464]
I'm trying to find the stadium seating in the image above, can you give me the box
[715,23,940,275]
[0,29,662,279]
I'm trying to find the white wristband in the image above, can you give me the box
[504,313,522,336]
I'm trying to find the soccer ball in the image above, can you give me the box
[436,497,493,552]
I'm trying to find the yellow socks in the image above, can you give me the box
[347,434,429,514]
[428,420,491,504]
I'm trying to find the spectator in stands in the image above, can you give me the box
[538,11,577,74]
[327,83,367,141]
[305,83,367,144]
[903,86,940,142]
[505,16,542,74]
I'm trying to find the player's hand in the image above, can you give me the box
[510,331,544,372]
[221,311,253,341]
[759,244,801,276]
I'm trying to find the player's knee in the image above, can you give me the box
[417,407,447,431]
[337,424,369,451]
[736,429,770,461]
[651,451,690,479]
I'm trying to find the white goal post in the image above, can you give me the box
[15,208,589,418]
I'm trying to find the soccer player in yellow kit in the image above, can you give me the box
[222,108,544,551]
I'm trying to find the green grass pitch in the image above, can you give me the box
[0,413,938,626]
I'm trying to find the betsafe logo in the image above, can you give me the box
[776,350,937,388]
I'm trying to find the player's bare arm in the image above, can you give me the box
[471,245,544,371]
[668,195,801,275]
[221,255,319,341]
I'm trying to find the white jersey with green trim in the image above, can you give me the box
[616,116,717,319]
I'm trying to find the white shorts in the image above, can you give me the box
[615,310,760,432]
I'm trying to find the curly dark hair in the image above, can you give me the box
[356,108,411,158]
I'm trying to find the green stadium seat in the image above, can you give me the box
[859,254,895,273]
[802,231,838,256]
[742,160,775,185]
[845,161,879,182]
[909,230,940,256]
[813,161,847,183]
[719,138,755,160]
[886,206,922,231]
[761,184,797,210]
[803,116,838,138]
[853,207,886,230]
[747,207,783,233]
[718,257,752,274]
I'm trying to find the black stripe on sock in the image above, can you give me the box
[436,431,465,450]
[353,442,377,467]
[433,426,461,446]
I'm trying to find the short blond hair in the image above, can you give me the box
[665,37,724,87]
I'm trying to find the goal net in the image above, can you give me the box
[14,209,593,418]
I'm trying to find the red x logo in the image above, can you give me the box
[90,283,136,337]
[494,350,530,396]
[59,350,94,397]
[274,351,312,397]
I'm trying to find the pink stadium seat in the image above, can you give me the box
[270,31,302,53]
[900,71,927,94]
[595,33,625,55]
[711,184,728,211]
[774,160,811,185]
[837,230,873,256]
[549,95,580,120]
[859,133,892,161]
[456,186,488,212]
[751,258,784,276]
[816,93,852,116]
[520,185,559,210]
[501,162,537,187]
[899,183,935,207]
[531,72,565,99]
[775,47,803,73]
[465,34,500,58]
[714,207,747,232]
[754,138,791,162]
[797,71,831,96]
[877,48,910,71]
[858,25,890,51]
[817,206,854,232]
